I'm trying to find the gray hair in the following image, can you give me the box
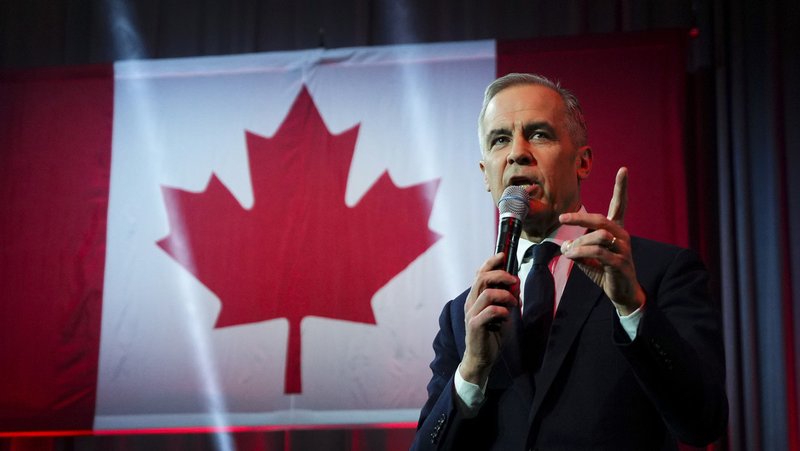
[477,73,588,151]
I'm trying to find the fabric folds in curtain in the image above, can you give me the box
[714,0,800,450]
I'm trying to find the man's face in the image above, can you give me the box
[479,84,592,239]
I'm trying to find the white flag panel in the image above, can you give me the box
[96,41,496,429]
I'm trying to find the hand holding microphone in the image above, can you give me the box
[460,186,530,383]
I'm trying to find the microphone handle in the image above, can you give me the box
[495,216,523,276]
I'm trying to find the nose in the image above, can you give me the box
[507,135,534,166]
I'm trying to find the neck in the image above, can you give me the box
[521,201,582,243]
[520,214,559,243]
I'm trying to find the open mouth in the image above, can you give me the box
[507,176,530,186]
[507,177,541,196]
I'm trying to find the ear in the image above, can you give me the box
[576,146,592,181]
[479,160,491,192]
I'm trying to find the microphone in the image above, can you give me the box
[495,186,530,275]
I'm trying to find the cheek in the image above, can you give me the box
[482,160,503,183]
[542,160,578,200]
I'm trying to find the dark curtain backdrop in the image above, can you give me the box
[1,0,797,450]
[714,1,800,450]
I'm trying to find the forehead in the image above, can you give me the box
[482,84,566,131]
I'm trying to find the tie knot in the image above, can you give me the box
[530,241,560,267]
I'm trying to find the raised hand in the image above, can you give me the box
[558,167,645,315]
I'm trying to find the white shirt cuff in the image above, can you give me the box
[454,363,487,418]
[617,306,644,341]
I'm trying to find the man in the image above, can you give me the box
[411,73,728,450]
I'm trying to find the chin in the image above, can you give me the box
[525,208,557,227]
[526,201,553,217]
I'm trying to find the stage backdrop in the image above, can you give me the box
[0,32,688,434]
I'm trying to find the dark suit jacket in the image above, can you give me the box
[411,237,728,451]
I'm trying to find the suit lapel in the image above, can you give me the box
[528,266,605,424]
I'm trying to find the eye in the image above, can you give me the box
[529,131,550,141]
[489,136,510,148]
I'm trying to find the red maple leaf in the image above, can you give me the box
[157,86,441,394]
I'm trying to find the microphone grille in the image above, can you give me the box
[498,186,530,220]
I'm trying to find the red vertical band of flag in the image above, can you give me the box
[0,65,113,431]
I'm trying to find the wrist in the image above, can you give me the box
[459,354,492,385]
[615,285,646,316]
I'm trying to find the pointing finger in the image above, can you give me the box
[607,167,628,227]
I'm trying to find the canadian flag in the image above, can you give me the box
[0,35,688,433]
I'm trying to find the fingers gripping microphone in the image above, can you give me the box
[496,186,530,275]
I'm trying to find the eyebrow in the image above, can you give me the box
[523,122,557,138]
